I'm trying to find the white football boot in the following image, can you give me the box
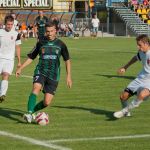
[23,114,33,123]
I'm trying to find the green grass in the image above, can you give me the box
[0,37,149,150]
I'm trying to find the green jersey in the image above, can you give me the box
[27,38,70,81]
[35,16,48,37]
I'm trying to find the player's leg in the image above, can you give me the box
[114,78,141,118]
[34,93,54,112]
[114,88,149,119]
[33,79,58,113]
[121,88,149,114]
[114,90,131,118]
[0,60,14,102]
[120,88,134,116]
[28,83,42,113]
[0,73,9,102]
[24,75,44,123]
[23,83,42,123]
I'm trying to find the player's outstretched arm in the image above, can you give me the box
[65,60,72,88]
[16,58,33,77]
[118,55,138,75]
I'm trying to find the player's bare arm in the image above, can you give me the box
[16,45,21,67]
[65,60,72,88]
[118,55,138,75]
[16,58,33,77]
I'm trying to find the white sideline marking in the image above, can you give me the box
[12,74,33,79]
[48,134,150,143]
[0,130,71,150]
[22,46,131,52]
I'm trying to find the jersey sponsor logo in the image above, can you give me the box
[43,55,57,60]
[11,36,13,40]
[48,43,53,46]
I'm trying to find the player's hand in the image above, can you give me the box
[17,62,21,68]
[66,76,72,88]
[15,68,22,77]
[117,67,126,75]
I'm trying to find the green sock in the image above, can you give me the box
[121,100,128,108]
[34,100,46,112]
[28,93,37,113]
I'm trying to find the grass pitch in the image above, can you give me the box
[0,37,150,150]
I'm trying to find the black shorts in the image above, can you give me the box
[33,74,58,95]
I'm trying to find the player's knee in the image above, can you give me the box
[138,89,149,100]
[43,101,50,107]
[120,93,129,101]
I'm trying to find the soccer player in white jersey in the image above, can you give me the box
[0,15,21,102]
[114,34,150,119]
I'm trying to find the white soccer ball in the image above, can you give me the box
[35,112,49,126]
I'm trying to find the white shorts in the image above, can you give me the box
[127,77,150,94]
[22,30,27,34]
[0,59,14,75]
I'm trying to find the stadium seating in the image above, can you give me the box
[114,7,149,35]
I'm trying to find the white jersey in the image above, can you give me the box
[0,29,21,60]
[137,50,150,79]
[126,50,150,94]
[91,18,100,28]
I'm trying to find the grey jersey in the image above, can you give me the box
[137,50,150,78]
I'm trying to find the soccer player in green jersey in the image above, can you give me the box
[16,22,72,123]
[34,10,48,40]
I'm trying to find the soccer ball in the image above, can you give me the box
[35,112,49,126]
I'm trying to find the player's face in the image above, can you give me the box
[45,26,57,41]
[5,21,14,31]
[137,41,149,52]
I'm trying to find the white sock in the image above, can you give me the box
[0,80,8,96]
[0,80,1,94]
[122,99,143,113]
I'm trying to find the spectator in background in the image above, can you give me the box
[59,22,67,37]
[34,10,48,40]
[20,22,27,40]
[11,12,19,31]
[91,14,100,37]
[52,17,59,31]
[68,22,74,37]
[147,9,150,19]
[143,0,149,6]
[27,23,35,38]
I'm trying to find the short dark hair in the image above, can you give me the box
[136,34,150,45]
[4,15,14,24]
[45,22,56,28]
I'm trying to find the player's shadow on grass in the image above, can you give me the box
[0,107,25,123]
[53,105,117,121]
[95,74,135,80]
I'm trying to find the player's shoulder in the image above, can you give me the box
[55,38,66,45]
[0,28,4,33]
[10,30,19,36]
[146,50,150,56]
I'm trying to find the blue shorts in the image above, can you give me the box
[92,27,98,33]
